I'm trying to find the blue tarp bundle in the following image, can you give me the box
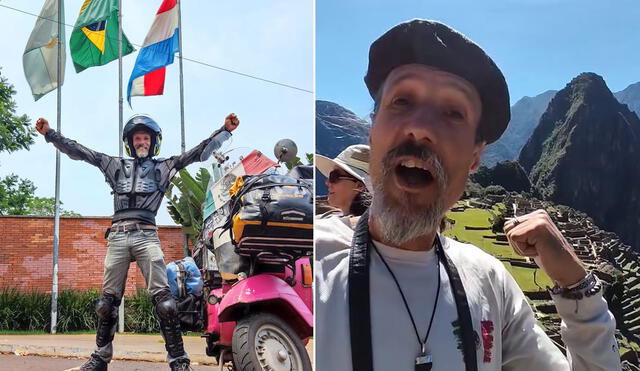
[166,257,203,298]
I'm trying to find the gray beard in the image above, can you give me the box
[369,149,448,246]
[135,148,149,158]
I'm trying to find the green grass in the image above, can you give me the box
[445,207,521,260]
[444,205,553,292]
[502,262,553,292]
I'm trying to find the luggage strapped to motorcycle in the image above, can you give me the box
[220,173,313,255]
[348,210,478,371]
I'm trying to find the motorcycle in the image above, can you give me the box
[203,247,313,370]
[179,144,313,371]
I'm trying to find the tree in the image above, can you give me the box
[285,152,313,170]
[0,174,78,216]
[167,151,312,241]
[483,185,507,196]
[0,70,74,217]
[470,160,531,193]
[27,197,80,217]
[0,175,34,215]
[165,166,213,243]
[0,69,35,155]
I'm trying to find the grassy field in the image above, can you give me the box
[445,206,520,260]
[503,262,553,291]
[444,203,552,292]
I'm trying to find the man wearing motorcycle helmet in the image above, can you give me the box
[36,113,239,371]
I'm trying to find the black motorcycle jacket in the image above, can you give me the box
[45,126,230,225]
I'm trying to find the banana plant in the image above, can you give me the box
[284,152,314,170]
[165,165,214,244]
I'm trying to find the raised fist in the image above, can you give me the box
[224,113,240,132]
[504,209,587,287]
[35,118,50,135]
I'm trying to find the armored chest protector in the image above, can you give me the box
[115,158,161,209]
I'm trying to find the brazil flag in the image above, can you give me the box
[70,0,133,73]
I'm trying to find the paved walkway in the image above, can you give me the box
[0,334,314,366]
[0,334,215,365]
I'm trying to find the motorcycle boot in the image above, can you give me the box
[73,354,108,371]
[169,358,193,371]
[153,290,189,361]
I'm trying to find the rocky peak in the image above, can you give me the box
[481,90,556,166]
[316,100,370,195]
[519,72,640,250]
[615,81,640,116]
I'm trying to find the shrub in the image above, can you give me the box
[0,288,49,331]
[124,289,159,333]
[57,289,100,332]
[0,287,162,333]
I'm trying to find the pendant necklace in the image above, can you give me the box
[371,239,441,371]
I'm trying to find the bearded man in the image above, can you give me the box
[315,20,620,371]
[36,113,239,371]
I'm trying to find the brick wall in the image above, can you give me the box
[0,216,193,295]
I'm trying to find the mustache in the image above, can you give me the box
[385,140,435,162]
[381,140,447,185]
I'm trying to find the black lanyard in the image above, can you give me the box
[371,241,441,371]
[348,210,478,371]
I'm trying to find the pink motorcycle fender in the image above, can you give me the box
[218,275,313,338]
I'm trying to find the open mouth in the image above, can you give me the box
[394,159,435,189]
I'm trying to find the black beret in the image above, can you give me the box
[365,19,510,144]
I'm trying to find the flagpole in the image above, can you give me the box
[117,0,125,333]
[118,1,124,158]
[178,0,185,154]
[50,0,63,335]
[178,0,189,257]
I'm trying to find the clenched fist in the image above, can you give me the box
[504,209,587,287]
[224,113,240,132]
[35,118,51,135]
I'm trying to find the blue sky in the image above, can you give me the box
[0,0,313,225]
[317,0,640,118]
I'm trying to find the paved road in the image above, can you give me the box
[0,336,313,370]
[0,354,214,370]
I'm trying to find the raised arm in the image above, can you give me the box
[35,118,118,189]
[36,117,112,168]
[168,113,240,171]
[503,210,620,370]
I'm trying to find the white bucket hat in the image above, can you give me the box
[316,144,370,190]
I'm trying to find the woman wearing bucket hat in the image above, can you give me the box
[316,144,371,217]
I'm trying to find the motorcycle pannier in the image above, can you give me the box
[227,174,313,254]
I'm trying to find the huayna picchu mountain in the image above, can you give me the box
[519,72,640,251]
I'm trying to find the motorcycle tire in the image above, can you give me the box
[232,312,312,371]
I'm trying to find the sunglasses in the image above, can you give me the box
[328,170,358,183]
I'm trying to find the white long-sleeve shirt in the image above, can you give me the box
[315,216,621,371]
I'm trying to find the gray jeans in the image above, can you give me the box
[94,229,189,364]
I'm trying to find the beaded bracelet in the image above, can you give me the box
[548,272,602,300]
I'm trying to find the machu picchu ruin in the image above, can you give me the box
[444,191,640,368]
